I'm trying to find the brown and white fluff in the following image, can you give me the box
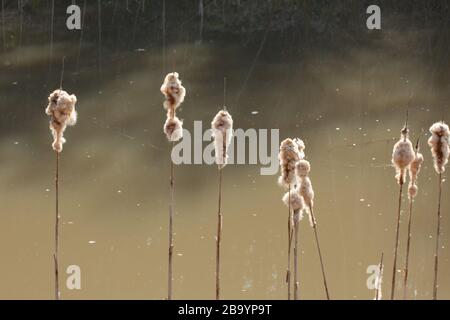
[428,122,450,174]
[408,149,424,199]
[278,138,301,188]
[392,126,415,185]
[295,159,315,227]
[160,72,186,142]
[45,89,78,152]
[211,110,233,169]
[282,188,305,223]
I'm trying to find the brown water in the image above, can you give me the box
[1,20,450,300]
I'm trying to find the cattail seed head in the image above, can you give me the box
[299,176,314,209]
[164,116,183,142]
[212,109,233,169]
[392,128,414,184]
[160,72,186,116]
[282,188,305,212]
[408,151,423,200]
[295,159,311,178]
[45,89,78,153]
[428,122,450,174]
[278,138,301,188]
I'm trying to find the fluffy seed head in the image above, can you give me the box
[164,116,183,142]
[293,138,305,160]
[282,188,305,212]
[299,176,314,208]
[428,122,450,174]
[295,159,311,178]
[408,151,423,200]
[278,138,301,188]
[45,89,78,152]
[160,72,186,116]
[212,110,233,169]
[392,128,414,184]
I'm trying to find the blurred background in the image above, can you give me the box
[0,0,449,300]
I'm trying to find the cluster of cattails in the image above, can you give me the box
[45,88,78,300]
[278,138,329,300]
[211,108,233,300]
[390,116,449,300]
[160,72,186,300]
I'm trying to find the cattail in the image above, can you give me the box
[428,121,449,300]
[45,90,78,153]
[211,110,233,169]
[278,138,301,300]
[392,127,415,185]
[211,107,233,300]
[295,159,330,299]
[283,188,305,300]
[403,141,423,299]
[160,72,186,119]
[390,121,414,300]
[278,138,301,188]
[45,85,78,300]
[428,122,450,174]
[160,72,186,300]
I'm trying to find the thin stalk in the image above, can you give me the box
[375,252,384,300]
[433,173,442,300]
[162,0,166,74]
[216,168,223,300]
[309,205,330,300]
[285,184,293,300]
[50,0,54,69]
[54,151,60,300]
[168,142,175,300]
[293,216,299,300]
[403,196,414,299]
[390,182,404,300]
[76,0,87,72]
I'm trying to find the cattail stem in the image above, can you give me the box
[433,173,442,300]
[167,143,175,300]
[54,151,60,300]
[309,205,330,300]
[403,197,414,299]
[216,168,223,300]
[391,181,404,300]
[376,252,384,300]
[286,184,293,300]
[293,218,299,300]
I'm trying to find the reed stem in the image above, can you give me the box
[293,216,299,300]
[167,143,175,300]
[286,184,293,300]
[390,181,403,300]
[216,168,223,300]
[433,173,442,300]
[54,151,60,300]
[309,205,330,300]
[376,252,384,300]
[403,196,414,299]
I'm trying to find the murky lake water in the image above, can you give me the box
[0,2,449,300]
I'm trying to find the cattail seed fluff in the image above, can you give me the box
[392,127,415,184]
[282,188,305,212]
[278,139,301,188]
[164,116,183,142]
[45,89,78,152]
[296,159,315,226]
[408,151,424,199]
[211,110,233,169]
[428,122,450,174]
[160,72,186,142]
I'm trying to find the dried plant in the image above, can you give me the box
[428,121,450,300]
[403,138,423,299]
[375,253,384,300]
[390,118,414,300]
[211,108,233,300]
[45,85,78,300]
[278,138,302,300]
[160,72,186,300]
